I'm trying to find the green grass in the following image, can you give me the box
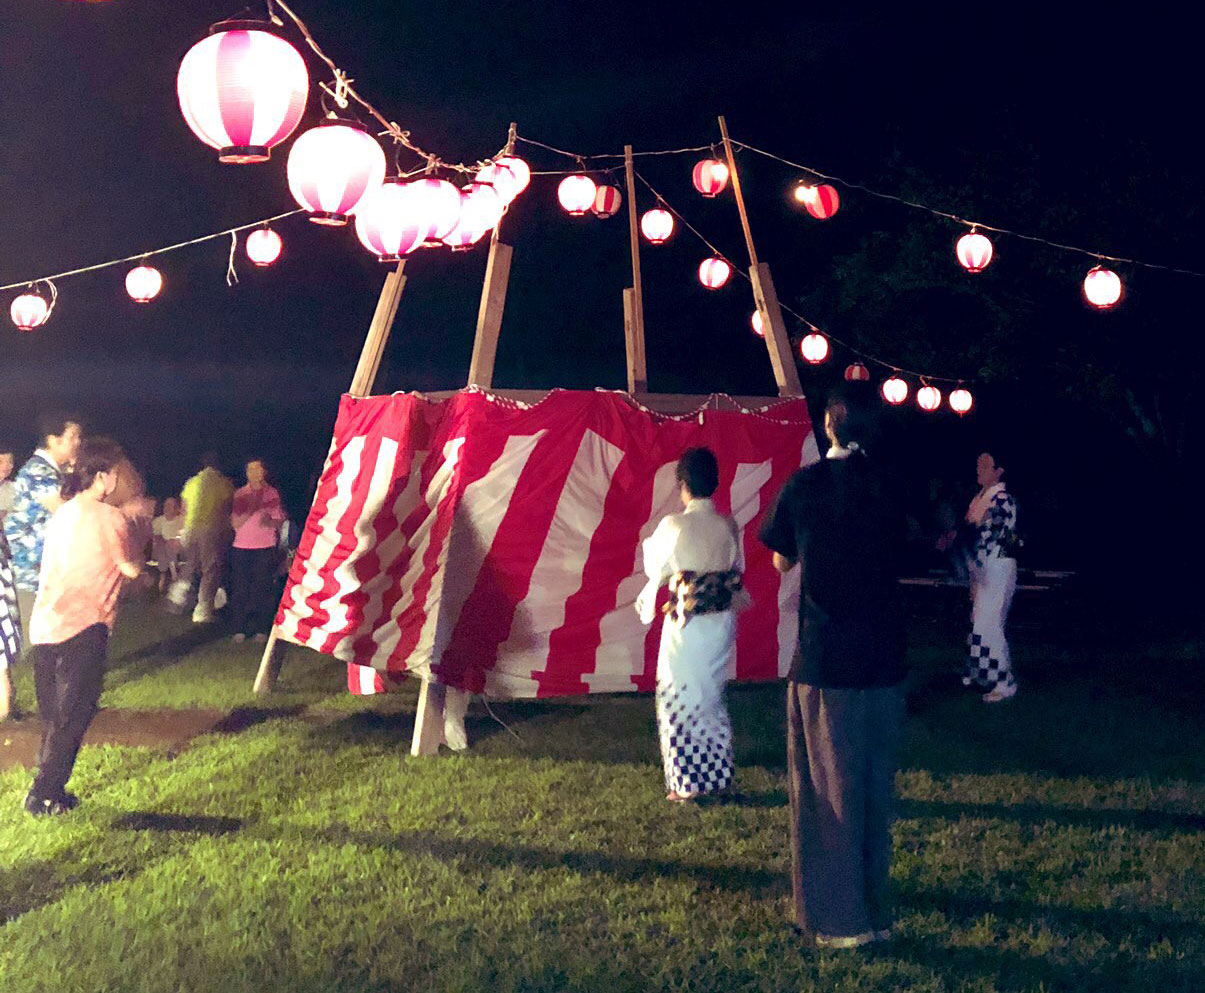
[1,597,1202,992]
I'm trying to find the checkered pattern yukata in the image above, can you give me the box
[1,533,21,671]
[963,487,1018,694]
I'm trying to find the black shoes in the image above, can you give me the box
[23,790,77,817]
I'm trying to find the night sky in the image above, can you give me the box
[2,3,1201,576]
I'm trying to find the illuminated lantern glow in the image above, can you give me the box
[176,21,309,164]
[475,162,519,203]
[751,311,765,337]
[442,183,504,250]
[881,376,909,405]
[558,174,597,215]
[126,265,163,303]
[917,385,942,412]
[698,257,732,289]
[800,333,830,364]
[956,230,994,272]
[286,119,386,225]
[844,362,870,381]
[245,227,282,266]
[1083,265,1122,309]
[692,158,729,197]
[10,292,49,331]
[406,177,463,245]
[949,387,974,415]
[795,183,840,219]
[354,179,428,261]
[640,208,674,244]
[591,185,623,218]
[495,156,531,197]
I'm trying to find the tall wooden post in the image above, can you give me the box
[252,261,408,695]
[717,115,802,397]
[467,229,514,388]
[622,145,648,393]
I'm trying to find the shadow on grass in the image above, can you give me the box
[210,706,308,735]
[112,811,244,835]
[900,798,1205,834]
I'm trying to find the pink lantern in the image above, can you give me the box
[442,183,504,250]
[558,174,597,215]
[917,385,942,412]
[475,162,518,204]
[177,21,309,164]
[956,229,994,272]
[591,185,623,219]
[751,311,765,337]
[406,177,463,245]
[126,265,163,303]
[1083,265,1122,309]
[796,183,840,220]
[354,179,428,261]
[800,333,830,364]
[698,257,731,289]
[949,387,974,415]
[286,119,386,225]
[640,208,674,244]
[10,292,49,331]
[881,376,908,405]
[495,156,531,197]
[245,227,282,267]
[845,362,870,381]
[692,158,729,197]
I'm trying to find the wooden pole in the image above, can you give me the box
[467,229,514,388]
[253,261,408,695]
[717,115,802,397]
[622,145,648,393]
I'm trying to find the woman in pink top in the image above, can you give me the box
[229,458,286,644]
[25,438,151,817]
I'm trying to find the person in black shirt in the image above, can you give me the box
[759,382,907,948]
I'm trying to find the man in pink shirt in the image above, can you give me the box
[228,459,286,644]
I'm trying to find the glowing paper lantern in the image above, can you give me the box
[795,183,840,219]
[495,156,531,197]
[558,175,597,215]
[286,119,386,225]
[354,179,427,261]
[442,183,504,250]
[692,159,729,197]
[176,21,309,164]
[698,257,731,289]
[949,387,974,415]
[751,311,765,337]
[245,227,282,266]
[917,385,942,411]
[881,376,908,405]
[407,177,463,244]
[126,265,163,303]
[956,230,994,272]
[640,208,674,244]
[844,362,870,381]
[10,292,49,331]
[800,333,830,364]
[591,185,623,218]
[1083,265,1122,309]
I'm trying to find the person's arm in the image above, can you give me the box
[759,473,801,572]
[230,489,254,530]
[772,551,797,573]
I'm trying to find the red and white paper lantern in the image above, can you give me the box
[475,155,530,205]
[698,257,731,289]
[354,179,428,261]
[1083,265,1122,309]
[10,292,49,331]
[949,387,974,415]
[591,185,623,218]
[126,265,163,303]
[956,230,994,272]
[640,208,674,244]
[286,119,386,225]
[177,21,309,164]
[844,362,870,381]
[917,385,942,411]
[692,158,729,197]
[558,174,597,215]
[800,333,830,364]
[442,183,504,250]
[881,376,909,405]
[245,227,282,266]
[750,311,765,337]
[795,183,840,220]
[407,177,463,244]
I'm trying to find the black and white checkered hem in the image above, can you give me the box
[963,632,1017,693]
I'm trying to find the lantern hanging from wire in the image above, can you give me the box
[354,178,428,261]
[176,20,309,164]
[844,362,870,381]
[1083,265,1122,309]
[286,119,386,225]
[407,177,463,245]
[476,155,531,206]
[494,156,531,198]
[698,257,731,289]
[10,290,50,331]
[640,208,674,244]
[692,158,729,197]
[800,333,830,364]
[881,375,908,405]
[956,228,994,273]
[126,265,163,303]
[245,227,282,266]
[750,311,765,337]
[591,185,623,219]
[442,183,504,250]
[558,174,597,215]
[949,387,974,415]
[917,384,942,412]
[794,182,840,219]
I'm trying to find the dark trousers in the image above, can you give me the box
[229,546,280,636]
[31,624,109,800]
[786,680,905,938]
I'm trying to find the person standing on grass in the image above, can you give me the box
[636,447,748,804]
[1,529,21,721]
[168,452,234,624]
[758,383,907,949]
[151,496,185,594]
[0,447,17,524]
[228,458,286,644]
[24,437,152,816]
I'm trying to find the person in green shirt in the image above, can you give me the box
[168,452,234,623]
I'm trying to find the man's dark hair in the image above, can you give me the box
[200,451,221,470]
[676,447,719,498]
[825,382,880,449]
[61,437,125,500]
[37,412,80,447]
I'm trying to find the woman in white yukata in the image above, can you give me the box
[636,448,748,803]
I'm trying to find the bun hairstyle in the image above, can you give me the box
[61,437,126,500]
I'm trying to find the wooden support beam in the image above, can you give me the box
[467,231,514,389]
[622,145,648,393]
[411,679,446,756]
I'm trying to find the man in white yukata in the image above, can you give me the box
[636,448,748,803]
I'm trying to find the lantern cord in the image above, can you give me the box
[0,208,304,292]
[515,134,717,162]
[634,170,971,385]
[226,232,240,287]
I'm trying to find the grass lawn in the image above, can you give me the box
[1,592,1202,992]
